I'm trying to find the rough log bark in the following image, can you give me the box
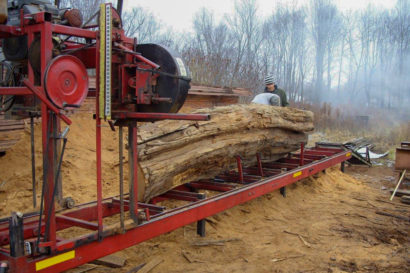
[136,104,314,201]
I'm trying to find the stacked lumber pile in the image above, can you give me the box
[0,114,24,153]
[137,104,314,201]
[188,84,252,97]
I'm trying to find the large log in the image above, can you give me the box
[136,104,314,201]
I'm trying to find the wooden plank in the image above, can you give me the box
[0,125,25,131]
[189,84,252,97]
[65,264,98,273]
[400,195,410,205]
[125,263,146,273]
[0,140,20,152]
[0,121,24,126]
[91,254,126,268]
[137,257,164,273]
[375,211,410,221]
[389,189,410,197]
[0,113,24,152]
[188,91,242,97]
[0,140,19,146]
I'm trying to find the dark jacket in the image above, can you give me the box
[264,87,288,107]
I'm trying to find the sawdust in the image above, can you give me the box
[0,113,409,272]
[0,113,122,214]
[98,167,408,273]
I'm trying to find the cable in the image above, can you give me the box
[135,67,191,82]
[61,42,96,55]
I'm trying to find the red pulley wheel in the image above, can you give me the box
[44,55,88,109]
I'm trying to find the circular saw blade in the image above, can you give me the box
[135,43,191,113]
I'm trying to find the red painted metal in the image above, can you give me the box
[236,156,244,183]
[0,25,23,37]
[55,215,98,231]
[111,112,210,121]
[95,102,103,238]
[0,87,32,95]
[159,190,203,202]
[115,42,160,69]
[44,55,89,109]
[145,208,151,221]
[51,24,96,39]
[300,142,305,166]
[23,79,72,125]
[256,153,264,176]
[188,181,236,192]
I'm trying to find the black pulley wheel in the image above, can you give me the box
[135,43,190,113]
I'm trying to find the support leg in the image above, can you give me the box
[128,121,139,223]
[119,125,125,232]
[42,110,56,249]
[280,187,287,198]
[30,115,36,208]
[96,116,103,239]
[196,194,206,237]
[197,219,206,237]
[9,212,24,257]
[280,168,287,198]
[299,142,305,166]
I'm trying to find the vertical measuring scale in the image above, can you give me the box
[104,5,112,119]
[96,3,113,238]
[98,4,112,120]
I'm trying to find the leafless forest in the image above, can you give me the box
[62,0,410,112]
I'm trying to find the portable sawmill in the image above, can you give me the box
[0,1,351,272]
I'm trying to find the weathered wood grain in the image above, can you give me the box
[135,104,314,201]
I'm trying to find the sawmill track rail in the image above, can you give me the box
[0,145,351,273]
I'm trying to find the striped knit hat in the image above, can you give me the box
[264,75,275,85]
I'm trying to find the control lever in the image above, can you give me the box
[151,97,172,103]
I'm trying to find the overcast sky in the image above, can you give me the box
[123,0,397,33]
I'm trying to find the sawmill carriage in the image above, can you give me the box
[0,1,351,272]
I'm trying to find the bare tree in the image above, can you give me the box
[122,6,161,42]
[390,0,410,107]
[262,4,308,101]
[310,0,338,102]
[189,8,231,85]
[225,0,263,88]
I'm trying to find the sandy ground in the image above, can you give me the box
[0,114,409,273]
[75,166,408,273]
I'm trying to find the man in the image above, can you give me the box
[262,75,289,107]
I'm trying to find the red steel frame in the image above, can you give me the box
[0,145,351,272]
[0,8,352,273]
